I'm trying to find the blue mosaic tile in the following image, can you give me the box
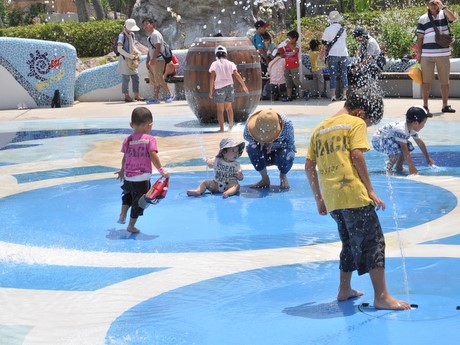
[0,38,76,107]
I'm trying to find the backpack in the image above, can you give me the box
[148,36,173,63]
[160,42,173,64]
[113,31,126,57]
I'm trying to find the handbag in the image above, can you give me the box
[408,63,423,84]
[324,26,345,63]
[428,12,454,48]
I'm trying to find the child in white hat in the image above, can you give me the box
[209,45,249,132]
[187,138,245,198]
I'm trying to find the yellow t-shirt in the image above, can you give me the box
[309,50,325,72]
[307,114,372,212]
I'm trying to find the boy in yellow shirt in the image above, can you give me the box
[305,88,411,310]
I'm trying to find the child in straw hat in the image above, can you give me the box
[305,87,410,310]
[187,137,245,198]
[243,109,296,189]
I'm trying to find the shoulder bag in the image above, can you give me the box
[324,26,345,63]
[428,11,453,48]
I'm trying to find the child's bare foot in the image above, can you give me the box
[186,190,201,196]
[374,296,411,310]
[127,227,140,233]
[117,215,126,224]
[250,179,270,189]
[337,288,364,301]
[280,174,290,189]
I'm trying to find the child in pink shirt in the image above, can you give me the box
[209,45,248,132]
[115,106,169,233]
[268,49,287,101]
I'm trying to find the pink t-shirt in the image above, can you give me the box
[209,58,237,89]
[121,133,158,181]
[268,56,286,85]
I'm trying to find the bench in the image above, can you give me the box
[304,71,460,98]
[144,76,185,100]
[304,72,460,81]
[144,76,184,83]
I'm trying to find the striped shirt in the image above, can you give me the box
[416,11,452,57]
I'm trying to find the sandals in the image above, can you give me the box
[135,97,146,101]
[124,97,134,102]
[441,105,456,113]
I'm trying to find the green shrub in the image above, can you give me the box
[296,5,460,59]
[0,19,125,57]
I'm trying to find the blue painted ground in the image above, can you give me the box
[106,257,460,345]
[0,170,456,253]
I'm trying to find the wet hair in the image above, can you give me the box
[309,39,321,50]
[131,107,153,125]
[287,30,299,40]
[344,87,384,125]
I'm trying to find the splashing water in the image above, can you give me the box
[385,172,411,301]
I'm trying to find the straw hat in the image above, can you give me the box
[328,11,343,23]
[125,18,140,32]
[216,137,245,158]
[247,109,283,143]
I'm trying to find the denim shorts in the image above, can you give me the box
[213,84,235,103]
[330,204,385,275]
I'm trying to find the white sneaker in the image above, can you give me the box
[331,96,336,102]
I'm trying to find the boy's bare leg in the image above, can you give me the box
[386,155,398,173]
[395,155,406,172]
[280,173,290,189]
[369,267,411,310]
[337,270,364,301]
[223,183,240,198]
[250,168,270,188]
[118,205,129,224]
[127,217,140,233]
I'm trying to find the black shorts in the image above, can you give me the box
[330,204,385,275]
[121,180,151,219]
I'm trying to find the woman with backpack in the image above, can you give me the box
[116,19,144,102]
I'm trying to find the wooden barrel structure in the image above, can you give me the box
[184,37,262,123]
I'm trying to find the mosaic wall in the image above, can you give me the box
[74,50,188,101]
[0,37,76,109]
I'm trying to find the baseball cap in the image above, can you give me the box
[406,106,433,122]
[353,27,368,38]
[255,20,269,29]
[215,45,227,55]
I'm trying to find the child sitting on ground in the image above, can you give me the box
[187,138,245,198]
[115,106,170,233]
[372,106,435,175]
